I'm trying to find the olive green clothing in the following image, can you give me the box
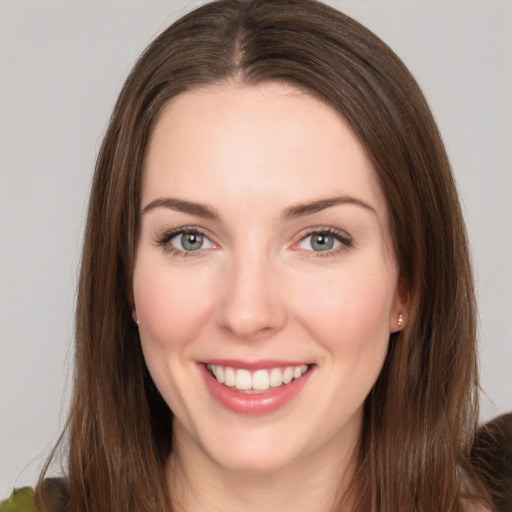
[0,479,67,512]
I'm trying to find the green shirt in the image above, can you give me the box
[0,479,67,512]
[0,487,37,512]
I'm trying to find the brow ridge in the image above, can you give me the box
[281,196,377,219]
[142,195,376,221]
[142,197,219,219]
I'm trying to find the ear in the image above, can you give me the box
[390,275,409,333]
[132,309,140,327]
[129,294,139,325]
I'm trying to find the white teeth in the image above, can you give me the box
[214,365,224,384]
[235,369,252,390]
[207,364,309,391]
[252,370,270,390]
[282,366,294,384]
[269,368,283,387]
[224,367,235,387]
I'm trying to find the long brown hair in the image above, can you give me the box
[38,0,493,510]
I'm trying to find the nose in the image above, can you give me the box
[215,251,287,341]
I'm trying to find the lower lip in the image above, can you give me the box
[199,363,313,416]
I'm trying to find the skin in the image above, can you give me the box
[132,82,408,512]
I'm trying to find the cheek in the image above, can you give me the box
[132,263,217,415]
[296,262,395,355]
[133,263,214,351]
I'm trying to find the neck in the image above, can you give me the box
[166,422,359,512]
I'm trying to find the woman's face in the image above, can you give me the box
[133,82,406,474]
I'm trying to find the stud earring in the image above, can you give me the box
[397,313,404,328]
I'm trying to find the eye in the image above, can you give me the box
[297,229,352,255]
[299,233,339,252]
[156,228,215,254]
[170,231,212,252]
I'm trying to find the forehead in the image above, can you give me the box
[142,82,386,219]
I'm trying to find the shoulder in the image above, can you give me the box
[471,413,512,512]
[0,487,36,512]
[0,478,68,512]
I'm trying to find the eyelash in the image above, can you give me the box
[155,226,210,257]
[296,227,353,258]
[154,226,353,258]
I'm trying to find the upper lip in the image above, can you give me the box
[201,359,312,370]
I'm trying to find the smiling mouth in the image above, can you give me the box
[206,363,310,394]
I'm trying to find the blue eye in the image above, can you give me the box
[298,230,352,254]
[299,233,340,252]
[156,228,215,254]
[171,232,204,251]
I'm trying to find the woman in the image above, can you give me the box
[0,0,499,510]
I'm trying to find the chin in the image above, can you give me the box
[191,421,308,474]
[209,444,300,474]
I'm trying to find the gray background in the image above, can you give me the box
[1,0,511,497]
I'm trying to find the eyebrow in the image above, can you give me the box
[141,195,377,221]
[281,196,377,220]
[142,197,219,219]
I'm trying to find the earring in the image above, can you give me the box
[135,319,139,326]
[397,313,404,328]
